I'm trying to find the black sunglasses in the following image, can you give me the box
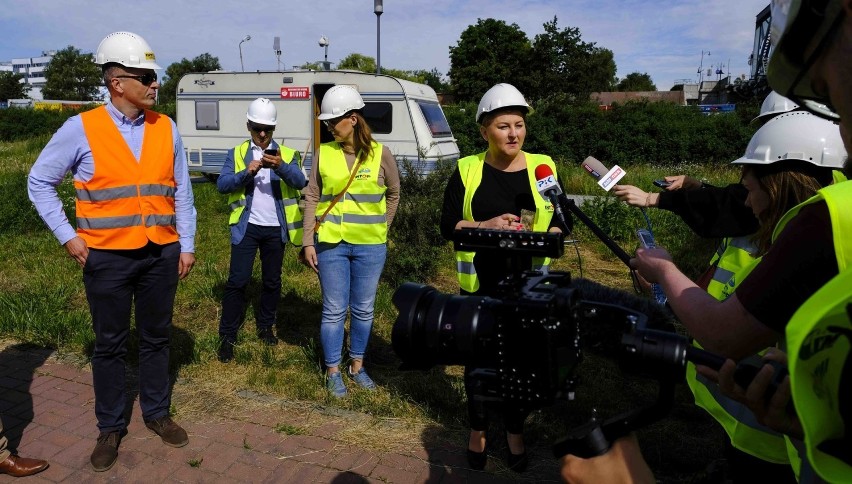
[115,72,158,86]
[248,123,275,133]
[322,115,351,129]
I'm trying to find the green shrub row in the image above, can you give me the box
[445,100,760,168]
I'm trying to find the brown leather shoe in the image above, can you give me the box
[145,416,188,447]
[0,454,49,477]
[90,431,121,472]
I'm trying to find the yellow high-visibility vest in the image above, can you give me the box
[227,141,304,245]
[315,141,387,245]
[454,152,556,293]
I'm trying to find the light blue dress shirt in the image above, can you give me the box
[27,102,197,253]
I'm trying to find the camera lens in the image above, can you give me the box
[391,282,497,369]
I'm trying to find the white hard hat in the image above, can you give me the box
[767,0,842,120]
[317,85,365,121]
[732,111,847,169]
[475,83,531,123]
[751,91,799,125]
[246,98,277,126]
[94,31,161,70]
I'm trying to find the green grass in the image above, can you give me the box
[1,137,743,480]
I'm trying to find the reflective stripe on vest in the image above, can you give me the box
[454,152,557,293]
[706,236,759,302]
[316,141,387,245]
[75,106,177,249]
[685,236,790,464]
[227,141,304,245]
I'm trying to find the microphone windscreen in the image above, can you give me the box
[572,278,675,331]
[581,156,610,179]
[534,164,554,181]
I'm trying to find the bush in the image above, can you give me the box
[444,99,757,171]
[0,106,89,142]
[383,158,455,287]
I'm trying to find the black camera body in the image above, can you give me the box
[393,270,583,412]
[393,229,584,412]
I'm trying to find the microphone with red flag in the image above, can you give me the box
[582,156,626,191]
[534,164,570,232]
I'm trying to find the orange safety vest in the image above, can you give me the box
[75,106,178,249]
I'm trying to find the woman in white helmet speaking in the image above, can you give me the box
[439,83,564,473]
[300,85,400,399]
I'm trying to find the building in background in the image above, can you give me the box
[4,51,55,100]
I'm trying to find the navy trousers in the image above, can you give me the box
[83,241,180,433]
[219,223,285,343]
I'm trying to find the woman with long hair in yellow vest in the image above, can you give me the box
[440,83,563,473]
[300,85,400,399]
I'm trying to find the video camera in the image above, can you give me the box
[392,226,764,459]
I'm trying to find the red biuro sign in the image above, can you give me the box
[280,87,310,99]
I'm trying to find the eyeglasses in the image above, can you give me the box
[248,123,275,133]
[322,115,350,129]
[114,72,158,86]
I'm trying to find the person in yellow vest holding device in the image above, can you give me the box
[619,109,846,482]
[300,85,400,399]
[630,1,852,481]
[216,98,306,362]
[439,83,563,473]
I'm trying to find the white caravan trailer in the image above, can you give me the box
[176,70,459,176]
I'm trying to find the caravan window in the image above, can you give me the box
[417,101,452,137]
[362,102,392,134]
[195,101,219,130]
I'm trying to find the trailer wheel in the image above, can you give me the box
[203,173,219,183]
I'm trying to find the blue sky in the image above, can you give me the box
[1,0,769,91]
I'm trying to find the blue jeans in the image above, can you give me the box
[316,241,386,368]
[219,223,285,342]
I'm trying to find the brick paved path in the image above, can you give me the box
[0,343,559,483]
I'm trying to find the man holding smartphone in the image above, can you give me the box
[216,98,307,362]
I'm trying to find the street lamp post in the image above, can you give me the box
[374,0,383,75]
[318,35,330,70]
[239,35,251,72]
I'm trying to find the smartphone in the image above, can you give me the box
[636,228,656,249]
[653,179,671,189]
[264,148,279,156]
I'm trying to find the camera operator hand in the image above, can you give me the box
[630,247,675,284]
[559,433,655,484]
[696,350,803,439]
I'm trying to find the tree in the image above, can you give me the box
[616,72,657,92]
[337,53,376,73]
[409,68,450,93]
[158,53,221,103]
[448,18,533,102]
[0,71,30,102]
[527,16,617,101]
[42,46,102,101]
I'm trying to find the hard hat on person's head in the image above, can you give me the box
[317,85,365,121]
[767,0,843,120]
[732,111,847,169]
[476,83,531,124]
[247,98,277,126]
[94,31,161,70]
[751,91,799,126]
